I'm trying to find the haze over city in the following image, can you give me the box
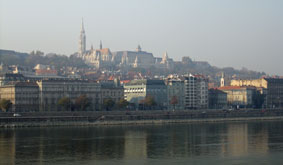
[0,0,282,75]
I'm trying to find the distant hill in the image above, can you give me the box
[0,49,87,68]
[0,49,29,65]
[0,49,266,82]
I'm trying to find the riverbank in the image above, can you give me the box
[2,116,283,128]
[1,109,283,128]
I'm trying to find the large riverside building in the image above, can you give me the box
[0,77,125,112]
[0,82,39,112]
[36,80,101,111]
[218,86,257,108]
[124,79,167,109]
[184,74,208,109]
[231,78,283,108]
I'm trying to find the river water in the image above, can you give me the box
[1,121,283,165]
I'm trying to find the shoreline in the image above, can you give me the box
[2,116,283,128]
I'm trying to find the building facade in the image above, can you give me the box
[100,80,124,109]
[0,82,39,112]
[166,78,185,110]
[218,86,257,108]
[37,79,101,111]
[124,79,167,109]
[184,74,208,109]
[230,78,283,108]
[208,88,227,109]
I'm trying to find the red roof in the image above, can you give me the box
[97,48,111,55]
[120,80,130,84]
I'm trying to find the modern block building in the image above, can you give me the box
[184,74,208,109]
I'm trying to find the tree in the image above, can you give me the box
[58,97,72,111]
[0,99,12,112]
[170,96,178,110]
[117,99,129,109]
[103,98,115,111]
[74,95,91,111]
[144,95,156,109]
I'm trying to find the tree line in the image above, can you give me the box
[57,95,130,111]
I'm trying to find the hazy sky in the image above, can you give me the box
[0,0,283,75]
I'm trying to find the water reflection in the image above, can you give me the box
[1,121,283,164]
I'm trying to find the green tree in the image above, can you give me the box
[74,95,91,111]
[58,97,72,111]
[170,96,178,110]
[144,95,156,109]
[103,98,115,111]
[117,99,129,109]
[0,99,12,112]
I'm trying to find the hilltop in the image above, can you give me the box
[0,49,266,84]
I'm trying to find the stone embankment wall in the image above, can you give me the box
[1,109,283,127]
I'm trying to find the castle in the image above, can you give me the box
[77,20,174,69]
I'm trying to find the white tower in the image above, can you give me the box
[160,51,169,64]
[133,56,140,68]
[220,72,225,87]
[79,18,86,57]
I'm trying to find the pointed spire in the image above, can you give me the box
[220,72,225,87]
[163,51,168,60]
[79,18,86,56]
[81,18,85,32]
[100,40,103,49]
[136,45,141,52]
[91,44,94,51]
[161,51,169,64]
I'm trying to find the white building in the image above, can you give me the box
[184,74,208,109]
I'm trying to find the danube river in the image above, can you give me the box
[1,121,283,165]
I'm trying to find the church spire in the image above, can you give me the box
[100,40,103,49]
[161,51,169,64]
[220,72,225,87]
[91,44,94,51]
[79,18,86,56]
[81,18,85,32]
[136,45,141,52]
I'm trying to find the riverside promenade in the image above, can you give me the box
[1,109,283,127]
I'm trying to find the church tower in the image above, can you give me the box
[100,40,103,50]
[161,51,169,64]
[79,18,86,57]
[136,45,142,52]
[220,72,225,87]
